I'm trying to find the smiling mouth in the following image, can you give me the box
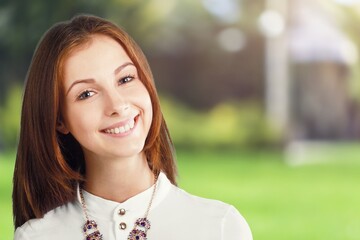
[103,115,138,134]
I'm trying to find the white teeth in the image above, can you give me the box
[129,119,135,128]
[105,118,136,134]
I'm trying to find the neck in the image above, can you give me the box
[83,152,155,203]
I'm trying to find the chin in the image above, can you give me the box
[112,144,146,158]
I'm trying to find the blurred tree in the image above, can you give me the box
[0,0,107,103]
[0,84,22,149]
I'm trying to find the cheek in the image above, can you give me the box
[133,85,153,133]
[62,103,97,134]
[146,96,153,129]
[136,94,152,132]
[141,88,153,125]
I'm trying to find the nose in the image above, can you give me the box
[103,89,129,117]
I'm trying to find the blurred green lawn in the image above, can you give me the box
[1,148,360,239]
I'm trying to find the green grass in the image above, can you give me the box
[1,148,360,239]
[0,152,15,239]
[176,149,360,240]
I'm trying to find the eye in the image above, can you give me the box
[77,90,95,100]
[118,75,135,85]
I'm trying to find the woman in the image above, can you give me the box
[13,15,252,240]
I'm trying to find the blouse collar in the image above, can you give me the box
[76,172,171,221]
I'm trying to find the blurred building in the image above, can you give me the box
[263,0,360,142]
[289,0,353,140]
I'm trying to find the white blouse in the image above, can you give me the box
[14,172,252,240]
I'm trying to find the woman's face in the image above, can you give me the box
[59,34,153,161]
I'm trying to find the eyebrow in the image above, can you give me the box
[66,62,135,96]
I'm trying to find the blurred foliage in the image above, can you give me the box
[0,0,107,103]
[161,96,281,149]
[0,85,22,150]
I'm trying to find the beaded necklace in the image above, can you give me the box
[79,175,158,240]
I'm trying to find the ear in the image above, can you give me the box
[56,121,70,134]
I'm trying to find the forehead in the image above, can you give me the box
[63,34,133,84]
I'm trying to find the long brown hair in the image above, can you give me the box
[13,14,177,228]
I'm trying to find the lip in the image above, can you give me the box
[101,114,139,137]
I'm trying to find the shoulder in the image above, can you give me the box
[161,185,253,240]
[221,205,253,240]
[14,201,83,240]
[171,186,232,214]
